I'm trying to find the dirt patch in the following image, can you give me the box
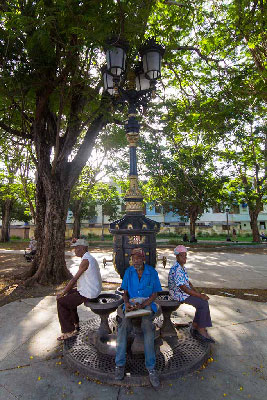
[159,245,267,254]
[198,287,267,303]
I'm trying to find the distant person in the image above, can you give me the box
[183,233,189,242]
[24,237,37,261]
[56,239,102,341]
[260,231,267,242]
[189,234,197,243]
[29,237,37,253]
[168,245,215,343]
[232,228,238,242]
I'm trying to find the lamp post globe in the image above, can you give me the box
[140,37,165,81]
[135,62,150,91]
[105,39,128,77]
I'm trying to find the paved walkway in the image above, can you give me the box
[1,248,266,288]
[0,295,266,399]
[66,249,267,289]
[1,248,267,399]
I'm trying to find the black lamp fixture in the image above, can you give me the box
[105,40,127,77]
[135,62,150,91]
[140,38,165,81]
[103,37,164,95]
[103,66,116,96]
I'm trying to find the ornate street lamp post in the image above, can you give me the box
[103,38,165,278]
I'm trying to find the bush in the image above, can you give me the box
[157,232,180,239]
[87,233,98,239]
[10,235,21,240]
[168,239,183,245]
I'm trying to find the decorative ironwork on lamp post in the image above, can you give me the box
[103,38,165,278]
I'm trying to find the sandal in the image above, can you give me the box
[57,330,78,341]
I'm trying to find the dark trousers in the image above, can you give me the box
[183,296,212,328]
[57,289,87,333]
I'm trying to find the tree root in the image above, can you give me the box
[24,268,72,287]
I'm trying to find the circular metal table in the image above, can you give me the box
[64,315,211,387]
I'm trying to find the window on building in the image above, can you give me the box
[222,225,230,230]
[155,205,162,214]
[260,221,266,229]
[232,205,240,214]
[212,204,223,213]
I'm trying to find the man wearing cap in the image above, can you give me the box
[56,238,102,341]
[115,248,162,388]
[168,245,214,343]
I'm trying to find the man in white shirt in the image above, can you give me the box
[56,239,102,341]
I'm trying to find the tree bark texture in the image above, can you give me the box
[249,209,260,242]
[101,209,105,241]
[72,200,82,238]
[1,198,13,242]
[25,174,72,285]
[189,206,199,237]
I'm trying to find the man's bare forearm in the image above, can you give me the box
[141,292,158,307]
[123,291,130,305]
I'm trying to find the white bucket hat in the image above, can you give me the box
[71,238,88,247]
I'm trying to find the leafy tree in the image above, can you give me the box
[0,0,154,284]
[222,121,267,242]
[69,166,98,239]
[1,0,266,283]
[0,136,34,241]
[94,183,121,240]
[141,133,225,236]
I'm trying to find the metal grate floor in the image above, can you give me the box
[64,317,210,386]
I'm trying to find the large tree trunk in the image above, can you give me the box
[25,175,72,285]
[23,87,106,285]
[249,209,260,242]
[189,206,198,237]
[72,200,82,238]
[1,198,13,242]
[101,209,105,241]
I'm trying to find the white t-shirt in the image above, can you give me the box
[77,252,102,299]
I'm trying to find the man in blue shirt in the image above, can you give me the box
[115,248,162,388]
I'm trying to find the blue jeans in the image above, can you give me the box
[115,308,156,370]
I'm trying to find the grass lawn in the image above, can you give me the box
[157,234,255,243]
[0,234,262,251]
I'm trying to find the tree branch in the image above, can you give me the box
[164,1,189,6]
[0,121,33,140]
[167,45,224,64]
[68,114,107,187]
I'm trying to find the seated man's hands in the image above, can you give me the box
[125,302,135,312]
[134,302,144,310]
[125,302,146,311]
